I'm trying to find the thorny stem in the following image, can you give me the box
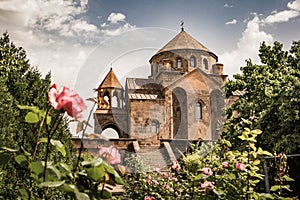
[43,111,63,199]
[32,107,51,160]
[73,102,96,173]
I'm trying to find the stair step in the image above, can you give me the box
[138,146,170,170]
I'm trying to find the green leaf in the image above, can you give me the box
[46,116,51,124]
[18,188,29,199]
[60,184,78,193]
[50,139,66,157]
[195,173,204,180]
[238,135,247,140]
[251,129,262,135]
[39,137,48,143]
[113,173,124,185]
[0,153,11,165]
[47,165,61,179]
[39,180,65,188]
[270,185,280,192]
[1,146,19,152]
[29,161,44,175]
[252,160,260,166]
[101,189,112,199]
[257,147,273,157]
[76,192,90,200]
[283,175,295,182]
[86,166,105,181]
[17,105,39,113]
[14,155,27,166]
[228,173,236,180]
[104,164,115,174]
[25,112,39,123]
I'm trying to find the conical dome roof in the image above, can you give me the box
[98,68,122,89]
[154,30,213,56]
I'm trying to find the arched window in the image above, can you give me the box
[203,58,208,70]
[112,96,118,107]
[177,58,182,69]
[112,91,118,107]
[190,56,196,68]
[103,91,110,108]
[195,102,202,120]
[151,120,158,133]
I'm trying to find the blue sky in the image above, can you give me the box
[1,0,300,133]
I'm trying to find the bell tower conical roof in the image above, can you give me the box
[98,68,122,89]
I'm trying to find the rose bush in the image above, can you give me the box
[0,84,123,199]
[120,120,295,199]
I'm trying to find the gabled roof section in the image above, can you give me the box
[155,30,212,55]
[98,68,122,89]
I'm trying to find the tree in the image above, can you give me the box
[222,41,300,196]
[0,32,74,198]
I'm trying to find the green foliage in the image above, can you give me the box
[0,32,74,199]
[223,41,300,154]
[121,126,295,199]
[223,40,300,196]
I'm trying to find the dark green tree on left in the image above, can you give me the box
[0,32,74,199]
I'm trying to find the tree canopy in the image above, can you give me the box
[223,40,300,154]
[0,32,74,198]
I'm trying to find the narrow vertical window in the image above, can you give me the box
[151,121,158,133]
[195,102,202,120]
[177,58,182,69]
[190,56,196,68]
[112,91,118,107]
[203,58,208,70]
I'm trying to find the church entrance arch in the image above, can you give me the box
[101,124,120,139]
[172,87,188,139]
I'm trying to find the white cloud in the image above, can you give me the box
[225,19,237,25]
[261,0,300,25]
[220,16,273,77]
[100,12,135,36]
[101,23,136,36]
[224,3,234,8]
[263,10,299,24]
[0,0,98,42]
[288,0,300,11]
[107,12,126,24]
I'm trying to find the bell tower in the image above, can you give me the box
[94,68,128,139]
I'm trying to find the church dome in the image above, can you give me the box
[150,29,217,61]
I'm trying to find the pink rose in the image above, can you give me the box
[222,161,229,168]
[201,167,213,176]
[172,177,178,182]
[172,161,181,172]
[236,162,246,171]
[144,197,155,200]
[152,179,159,185]
[98,145,121,165]
[164,184,170,190]
[201,181,214,189]
[48,84,87,121]
[161,173,168,178]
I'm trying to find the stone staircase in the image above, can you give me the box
[137,145,171,170]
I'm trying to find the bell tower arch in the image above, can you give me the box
[94,68,128,138]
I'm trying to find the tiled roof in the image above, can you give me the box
[98,68,122,89]
[126,78,161,90]
[154,30,213,55]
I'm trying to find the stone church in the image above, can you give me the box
[93,27,227,153]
